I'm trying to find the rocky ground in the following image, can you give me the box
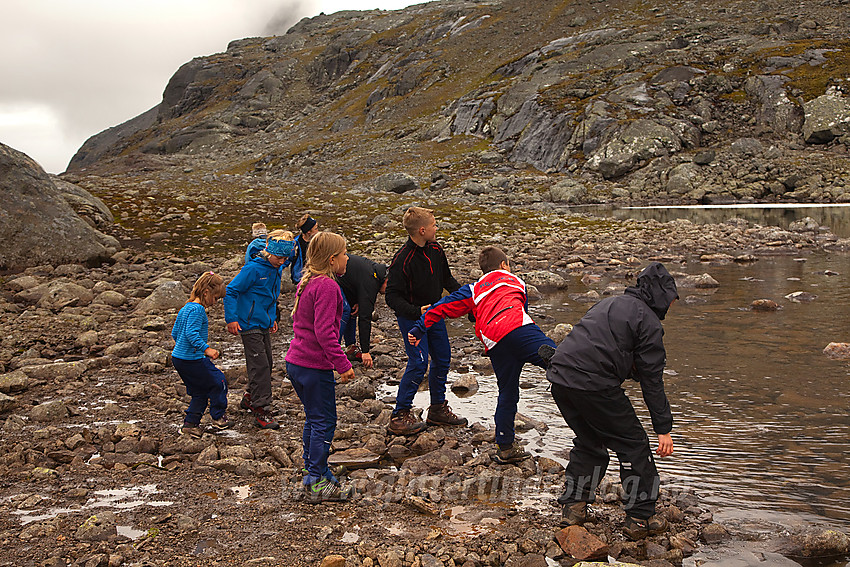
[2,204,850,567]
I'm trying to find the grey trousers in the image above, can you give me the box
[241,329,273,409]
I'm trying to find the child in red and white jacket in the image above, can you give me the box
[408,246,555,464]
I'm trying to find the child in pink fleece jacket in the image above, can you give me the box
[285,231,355,503]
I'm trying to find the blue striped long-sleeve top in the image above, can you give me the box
[171,302,209,360]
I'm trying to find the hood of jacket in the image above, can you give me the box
[624,262,679,320]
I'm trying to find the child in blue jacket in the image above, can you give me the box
[172,271,230,438]
[225,235,293,429]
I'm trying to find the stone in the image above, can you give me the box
[676,273,719,288]
[784,291,817,303]
[751,299,780,311]
[0,391,16,413]
[0,370,29,393]
[36,281,95,310]
[503,554,547,567]
[30,400,70,422]
[450,373,479,395]
[549,178,588,204]
[555,525,609,560]
[327,447,382,468]
[549,323,573,344]
[410,432,440,455]
[700,522,730,544]
[374,173,418,194]
[105,342,139,358]
[803,91,850,144]
[523,271,568,290]
[93,290,127,307]
[134,281,187,313]
[823,342,850,360]
[778,527,850,558]
[336,378,376,401]
[401,447,462,474]
[75,512,117,541]
[0,142,119,270]
[320,556,346,567]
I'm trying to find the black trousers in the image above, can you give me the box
[241,329,273,409]
[550,382,660,520]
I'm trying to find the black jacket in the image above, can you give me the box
[385,238,461,321]
[546,262,678,434]
[337,255,387,354]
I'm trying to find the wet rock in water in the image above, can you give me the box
[549,323,573,344]
[751,299,781,311]
[823,342,850,360]
[75,511,117,541]
[683,295,708,305]
[134,280,187,313]
[450,373,479,395]
[676,273,720,288]
[523,271,568,290]
[784,291,817,303]
[30,400,70,422]
[515,412,547,433]
[777,527,850,558]
[555,525,609,560]
[700,522,731,544]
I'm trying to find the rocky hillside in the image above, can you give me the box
[67,0,850,209]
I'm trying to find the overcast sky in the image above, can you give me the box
[0,0,420,173]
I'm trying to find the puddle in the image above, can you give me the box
[117,525,147,540]
[230,485,251,500]
[12,507,80,525]
[86,484,174,510]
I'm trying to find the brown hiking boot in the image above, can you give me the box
[493,442,532,464]
[387,409,427,436]
[560,502,588,526]
[426,401,468,427]
[623,514,668,540]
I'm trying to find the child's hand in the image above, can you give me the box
[407,333,421,346]
[420,304,431,315]
[226,322,241,335]
[338,368,355,383]
[360,353,373,369]
[205,347,220,360]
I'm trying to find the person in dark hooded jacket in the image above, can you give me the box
[545,262,678,540]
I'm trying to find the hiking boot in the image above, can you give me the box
[387,409,427,436]
[344,344,362,361]
[180,422,203,439]
[426,401,468,427]
[241,393,280,415]
[538,344,556,366]
[623,514,668,540]
[253,407,280,430]
[560,502,588,526]
[211,414,233,430]
[493,442,532,464]
[304,478,353,503]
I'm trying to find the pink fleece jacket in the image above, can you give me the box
[285,275,353,374]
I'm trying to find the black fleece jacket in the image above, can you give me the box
[546,262,679,434]
[385,238,460,321]
[337,255,387,354]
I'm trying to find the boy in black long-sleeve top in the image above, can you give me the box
[385,206,467,435]
[546,262,678,540]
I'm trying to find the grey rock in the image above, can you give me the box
[730,137,764,156]
[522,271,568,290]
[549,178,588,204]
[0,391,16,413]
[134,281,187,313]
[665,162,703,196]
[75,512,118,542]
[450,373,479,395]
[803,91,850,143]
[0,142,119,270]
[104,341,139,358]
[777,527,850,558]
[588,119,683,179]
[374,172,418,194]
[744,75,804,135]
[401,447,463,474]
[693,150,716,165]
[93,290,127,307]
[0,370,29,394]
[21,361,87,381]
[677,273,720,288]
[51,176,115,229]
[30,400,70,422]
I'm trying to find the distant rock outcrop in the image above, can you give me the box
[0,142,120,270]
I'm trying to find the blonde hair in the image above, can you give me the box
[291,232,347,317]
[189,271,226,308]
[268,229,294,240]
[402,206,434,236]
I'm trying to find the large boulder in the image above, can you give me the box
[135,281,187,313]
[588,119,683,179]
[0,142,119,270]
[802,90,850,144]
[50,176,115,229]
[744,75,804,135]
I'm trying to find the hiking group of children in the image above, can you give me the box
[170,205,679,538]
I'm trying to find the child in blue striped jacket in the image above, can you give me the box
[172,271,230,438]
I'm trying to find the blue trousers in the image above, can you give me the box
[286,362,338,485]
[173,356,228,424]
[486,324,555,447]
[339,292,352,342]
[394,316,451,413]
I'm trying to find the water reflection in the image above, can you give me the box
[580,204,850,238]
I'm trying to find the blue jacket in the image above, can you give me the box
[290,235,308,284]
[171,302,209,360]
[245,237,267,264]
[224,256,282,331]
